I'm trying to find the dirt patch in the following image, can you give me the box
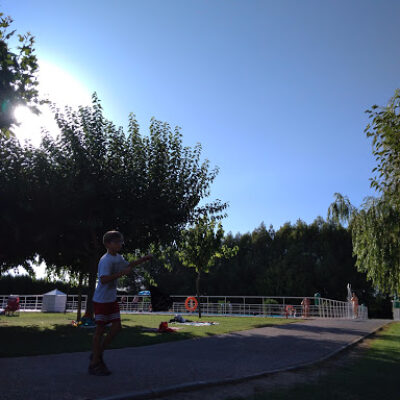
[154,337,372,400]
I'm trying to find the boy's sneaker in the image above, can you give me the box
[89,353,111,375]
[88,362,111,376]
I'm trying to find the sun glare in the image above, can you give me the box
[13,105,57,147]
[13,60,93,147]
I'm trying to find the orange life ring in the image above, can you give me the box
[185,296,198,312]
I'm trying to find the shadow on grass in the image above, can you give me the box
[0,323,199,358]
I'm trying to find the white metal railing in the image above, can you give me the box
[66,295,87,312]
[0,294,151,313]
[0,294,43,311]
[170,295,368,319]
[0,294,368,319]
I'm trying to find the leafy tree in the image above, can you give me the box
[177,215,238,317]
[366,90,400,203]
[328,193,400,295]
[33,95,224,318]
[328,89,400,295]
[0,12,41,137]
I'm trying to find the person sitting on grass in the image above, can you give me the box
[88,230,152,376]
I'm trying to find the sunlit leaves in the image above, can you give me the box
[0,12,41,136]
[365,89,400,203]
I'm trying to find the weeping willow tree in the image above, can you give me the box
[328,194,400,294]
[328,90,400,295]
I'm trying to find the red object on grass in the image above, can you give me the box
[158,321,176,332]
[5,296,20,316]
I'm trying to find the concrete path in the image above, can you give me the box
[0,319,390,400]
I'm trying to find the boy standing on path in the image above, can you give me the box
[89,230,152,376]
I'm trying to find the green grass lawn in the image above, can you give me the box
[236,322,400,400]
[0,312,291,357]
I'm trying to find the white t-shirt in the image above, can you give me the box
[92,253,129,303]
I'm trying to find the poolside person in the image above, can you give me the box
[301,297,310,318]
[314,292,321,317]
[88,230,152,376]
[351,292,359,318]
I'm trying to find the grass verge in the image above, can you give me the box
[0,312,292,357]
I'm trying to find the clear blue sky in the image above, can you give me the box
[4,0,400,235]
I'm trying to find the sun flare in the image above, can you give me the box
[13,60,93,147]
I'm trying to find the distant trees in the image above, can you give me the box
[151,218,373,305]
[0,274,89,295]
[0,12,41,137]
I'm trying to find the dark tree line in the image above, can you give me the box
[144,219,392,318]
[0,275,89,295]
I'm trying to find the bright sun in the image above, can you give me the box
[13,60,93,147]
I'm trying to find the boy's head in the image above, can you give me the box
[103,230,124,253]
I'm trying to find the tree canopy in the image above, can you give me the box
[0,94,225,317]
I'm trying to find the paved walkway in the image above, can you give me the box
[0,319,390,400]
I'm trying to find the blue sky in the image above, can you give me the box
[4,0,400,235]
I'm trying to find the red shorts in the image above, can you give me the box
[93,301,120,325]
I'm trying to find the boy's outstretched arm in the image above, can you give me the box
[128,254,153,268]
[100,255,153,284]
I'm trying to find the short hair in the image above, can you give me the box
[103,231,124,245]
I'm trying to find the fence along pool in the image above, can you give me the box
[0,294,368,319]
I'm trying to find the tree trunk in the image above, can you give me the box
[196,270,202,319]
[86,230,101,319]
[86,267,97,319]
[76,272,83,321]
